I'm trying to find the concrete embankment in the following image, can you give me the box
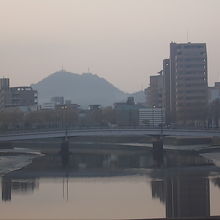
[0,148,42,175]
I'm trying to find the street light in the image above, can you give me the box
[152,105,155,128]
[62,105,68,139]
[160,106,163,136]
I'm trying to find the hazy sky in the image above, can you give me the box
[0,0,220,92]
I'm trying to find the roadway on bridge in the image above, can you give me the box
[0,128,220,141]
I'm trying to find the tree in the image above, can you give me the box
[0,109,24,130]
[102,106,116,125]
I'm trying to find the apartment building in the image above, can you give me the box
[0,78,38,109]
[167,42,208,124]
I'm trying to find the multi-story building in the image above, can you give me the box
[146,72,163,108]
[144,87,150,106]
[208,82,220,103]
[139,107,164,127]
[0,78,38,109]
[167,42,208,124]
[51,96,64,106]
[114,97,139,127]
[0,78,9,90]
[162,59,171,124]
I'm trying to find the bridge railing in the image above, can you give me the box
[1,126,220,138]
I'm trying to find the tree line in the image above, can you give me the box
[0,107,116,131]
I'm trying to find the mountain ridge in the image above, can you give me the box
[31,70,145,107]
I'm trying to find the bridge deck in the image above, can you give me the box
[0,128,219,141]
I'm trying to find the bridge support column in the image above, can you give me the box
[60,137,70,168]
[152,136,164,167]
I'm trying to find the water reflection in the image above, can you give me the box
[2,177,38,202]
[212,177,220,188]
[151,176,210,218]
[1,144,220,219]
[150,150,214,218]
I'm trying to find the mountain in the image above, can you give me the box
[129,90,146,104]
[31,70,128,107]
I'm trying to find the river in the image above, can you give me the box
[0,144,220,219]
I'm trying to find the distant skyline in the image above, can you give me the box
[1,0,220,92]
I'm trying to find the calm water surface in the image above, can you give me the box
[1,145,220,219]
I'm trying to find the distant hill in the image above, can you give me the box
[130,90,146,104]
[32,70,128,107]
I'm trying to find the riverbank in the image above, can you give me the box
[0,148,42,176]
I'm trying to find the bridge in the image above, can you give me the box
[0,128,220,141]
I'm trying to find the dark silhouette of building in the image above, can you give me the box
[0,78,9,90]
[162,59,171,124]
[146,72,163,108]
[151,175,210,218]
[168,42,208,124]
[0,78,38,109]
[208,82,220,103]
[51,96,64,105]
[165,176,210,218]
[114,97,139,127]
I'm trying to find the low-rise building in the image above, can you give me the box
[51,96,64,105]
[0,78,38,109]
[114,97,139,127]
[89,105,101,111]
[41,102,55,110]
[208,82,220,103]
[56,104,80,110]
[139,107,164,127]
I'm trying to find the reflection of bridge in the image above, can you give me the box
[0,128,220,141]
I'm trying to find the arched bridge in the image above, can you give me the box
[0,128,220,141]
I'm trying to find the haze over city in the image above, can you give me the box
[1,0,220,92]
[2,1,220,220]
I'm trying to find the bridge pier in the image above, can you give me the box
[60,137,70,168]
[152,136,164,167]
